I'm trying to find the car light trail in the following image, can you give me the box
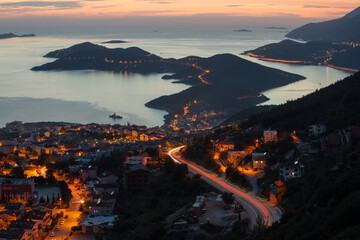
[168,146,273,228]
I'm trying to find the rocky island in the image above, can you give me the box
[0,33,36,39]
[102,40,128,44]
[32,42,305,129]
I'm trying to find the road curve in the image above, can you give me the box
[168,146,281,228]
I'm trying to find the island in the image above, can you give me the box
[233,29,252,32]
[102,40,128,44]
[244,6,360,72]
[32,42,305,129]
[0,33,36,39]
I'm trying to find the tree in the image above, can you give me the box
[10,166,25,178]
[222,192,235,205]
[46,169,57,184]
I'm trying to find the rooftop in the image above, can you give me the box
[80,215,117,226]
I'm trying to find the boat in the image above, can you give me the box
[109,113,123,119]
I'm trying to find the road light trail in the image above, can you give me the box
[168,146,281,228]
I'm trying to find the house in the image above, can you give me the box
[80,215,116,234]
[97,172,117,184]
[215,141,235,152]
[0,229,26,240]
[264,130,278,143]
[81,166,98,182]
[27,210,51,229]
[9,220,38,240]
[125,156,151,166]
[93,183,118,195]
[252,152,267,170]
[5,204,25,217]
[309,124,326,137]
[139,134,149,141]
[123,165,151,193]
[88,201,114,216]
[279,163,305,181]
[0,178,34,203]
[32,203,57,216]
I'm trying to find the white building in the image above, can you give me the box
[280,163,305,181]
[309,124,327,137]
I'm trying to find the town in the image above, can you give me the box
[0,116,358,240]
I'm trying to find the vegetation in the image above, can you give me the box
[110,162,214,239]
[182,136,220,172]
[242,72,360,131]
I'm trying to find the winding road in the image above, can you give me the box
[168,146,282,228]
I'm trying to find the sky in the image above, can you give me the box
[0,0,359,27]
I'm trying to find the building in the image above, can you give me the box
[0,178,34,203]
[215,141,235,152]
[264,130,278,143]
[32,203,57,216]
[139,134,149,141]
[80,215,116,234]
[88,201,114,216]
[0,229,26,240]
[97,172,117,184]
[125,156,151,166]
[309,124,327,137]
[280,163,305,181]
[123,165,151,193]
[81,166,98,182]
[8,220,38,240]
[252,153,267,170]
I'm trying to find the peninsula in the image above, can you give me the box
[244,6,360,72]
[32,42,305,129]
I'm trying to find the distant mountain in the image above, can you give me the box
[286,6,360,41]
[0,33,35,39]
[244,39,360,72]
[32,42,304,118]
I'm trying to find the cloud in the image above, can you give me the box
[226,4,244,8]
[0,1,82,9]
[137,0,173,3]
[303,5,330,9]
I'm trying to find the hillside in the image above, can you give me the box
[32,42,304,119]
[286,6,360,41]
[239,72,360,131]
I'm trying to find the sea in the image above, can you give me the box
[0,25,350,127]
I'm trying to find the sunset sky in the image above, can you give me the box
[0,0,359,26]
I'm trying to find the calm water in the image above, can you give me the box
[0,26,351,127]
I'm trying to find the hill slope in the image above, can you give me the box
[241,72,360,131]
[286,6,360,41]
